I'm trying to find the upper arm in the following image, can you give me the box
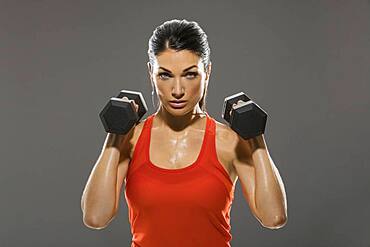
[232,134,261,221]
[113,120,145,215]
[112,126,136,215]
[114,154,130,214]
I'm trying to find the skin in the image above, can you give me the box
[81,48,288,230]
[144,49,215,170]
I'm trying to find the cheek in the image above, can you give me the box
[189,81,204,99]
[155,83,171,99]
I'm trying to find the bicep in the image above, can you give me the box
[113,132,133,215]
[232,133,262,221]
[114,157,130,213]
[233,157,260,220]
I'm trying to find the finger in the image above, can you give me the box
[130,100,139,112]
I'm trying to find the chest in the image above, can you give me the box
[129,125,237,184]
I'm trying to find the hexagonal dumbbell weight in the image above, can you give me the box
[99,90,148,134]
[222,92,268,140]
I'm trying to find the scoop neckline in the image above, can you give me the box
[146,113,209,173]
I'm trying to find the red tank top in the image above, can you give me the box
[124,113,235,247]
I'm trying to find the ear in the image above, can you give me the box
[205,62,212,82]
[147,62,154,85]
[147,62,152,76]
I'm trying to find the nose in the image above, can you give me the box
[171,79,185,99]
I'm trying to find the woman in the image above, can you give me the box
[81,19,287,247]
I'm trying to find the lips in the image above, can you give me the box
[169,100,187,108]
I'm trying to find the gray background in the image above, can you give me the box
[1,0,369,246]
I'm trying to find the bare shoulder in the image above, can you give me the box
[126,118,147,160]
[213,118,254,164]
[213,119,239,149]
[213,118,239,165]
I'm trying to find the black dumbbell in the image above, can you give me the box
[99,90,148,135]
[222,92,268,140]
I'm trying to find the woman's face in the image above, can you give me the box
[148,48,211,116]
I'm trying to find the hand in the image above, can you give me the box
[229,100,244,116]
[122,97,139,113]
[222,92,268,140]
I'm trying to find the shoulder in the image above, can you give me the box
[212,117,254,162]
[211,117,238,143]
[125,116,149,159]
[133,117,147,136]
[211,116,239,158]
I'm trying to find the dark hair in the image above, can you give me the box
[147,19,211,112]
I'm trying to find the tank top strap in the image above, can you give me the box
[201,114,234,190]
[127,113,234,191]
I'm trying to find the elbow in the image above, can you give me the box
[81,201,117,230]
[82,213,112,230]
[261,214,288,230]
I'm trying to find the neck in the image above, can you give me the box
[154,104,206,131]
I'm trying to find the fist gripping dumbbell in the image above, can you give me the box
[99,90,148,134]
[222,92,268,140]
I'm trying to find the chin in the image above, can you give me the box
[163,104,191,116]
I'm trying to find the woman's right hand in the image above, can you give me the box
[121,96,139,113]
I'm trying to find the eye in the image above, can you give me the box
[185,72,198,79]
[158,72,171,80]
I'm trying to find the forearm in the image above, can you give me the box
[81,133,126,227]
[251,135,287,227]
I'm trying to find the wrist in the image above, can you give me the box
[106,133,127,147]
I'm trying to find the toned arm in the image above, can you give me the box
[80,129,133,229]
[230,131,260,222]
[113,142,131,213]
[232,131,287,229]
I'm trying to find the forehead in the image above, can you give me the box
[154,49,202,70]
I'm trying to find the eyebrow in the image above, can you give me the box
[158,65,198,73]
